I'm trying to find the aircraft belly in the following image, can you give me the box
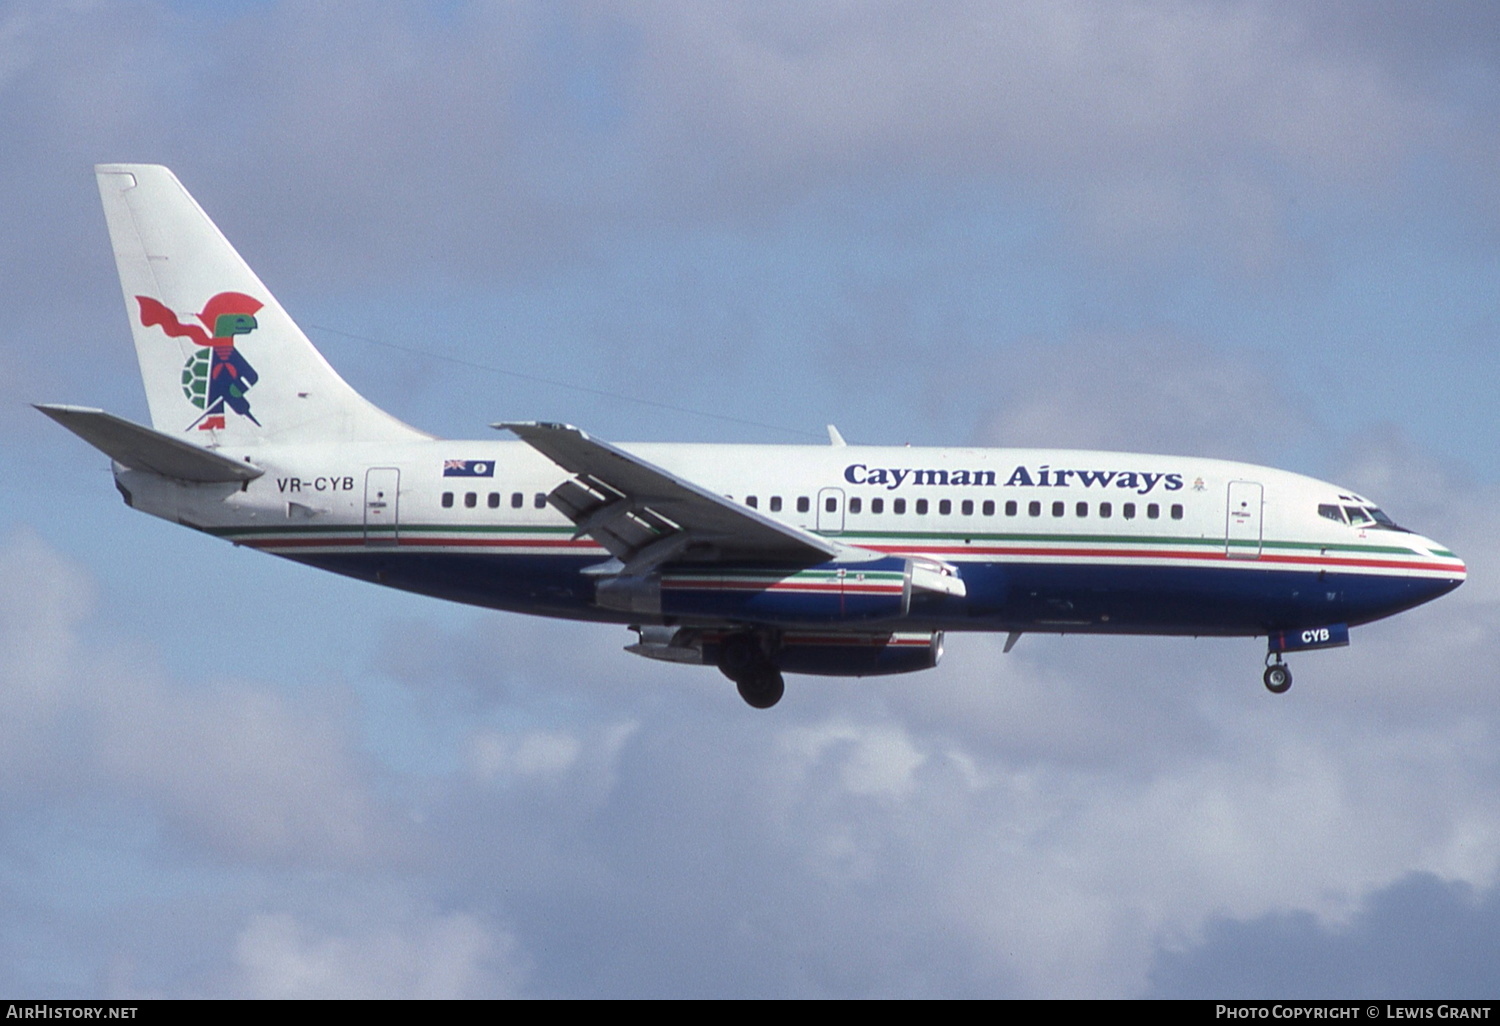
[270,549,1460,637]
[977,562,1459,635]
[288,551,608,621]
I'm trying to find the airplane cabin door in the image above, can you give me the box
[1225,480,1263,559]
[364,468,401,547]
[816,487,845,534]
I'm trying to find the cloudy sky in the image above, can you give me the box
[1,0,1498,998]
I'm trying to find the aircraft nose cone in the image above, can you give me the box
[1418,536,1466,597]
[1348,534,1467,624]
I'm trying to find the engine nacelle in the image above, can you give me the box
[763,630,944,677]
[597,556,964,626]
[626,626,944,678]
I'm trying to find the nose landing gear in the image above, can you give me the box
[1262,623,1348,694]
[1263,653,1292,694]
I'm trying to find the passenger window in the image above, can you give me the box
[963,500,975,516]
[1171,504,1183,520]
[797,497,810,513]
[1051,501,1064,517]
[1028,501,1041,517]
[1076,502,1088,517]
[1147,503,1159,519]
[441,492,454,508]
[1123,503,1136,519]
[982,500,994,516]
[894,499,907,515]
[746,495,758,509]
[488,492,500,509]
[534,493,546,509]
[1100,502,1112,519]
[916,499,929,515]
[872,498,884,514]
[825,496,838,513]
[511,492,523,508]
[770,496,782,512]
[939,499,951,515]
[462,492,475,508]
[1006,500,1018,517]
[849,497,862,514]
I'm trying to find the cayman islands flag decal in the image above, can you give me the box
[443,460,495,478]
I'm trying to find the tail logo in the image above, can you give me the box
[137,293,264,431]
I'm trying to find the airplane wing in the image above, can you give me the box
[36,404,264,483]
[496,421,842,574]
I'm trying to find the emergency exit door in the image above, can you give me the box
[816,487,845,534]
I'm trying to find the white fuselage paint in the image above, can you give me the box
[120,439,1465,615]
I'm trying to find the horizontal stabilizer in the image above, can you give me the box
[35,404,264,483]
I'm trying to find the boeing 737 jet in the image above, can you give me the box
[39,165,1466,707]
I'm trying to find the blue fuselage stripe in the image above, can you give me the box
[286,550,1460,636]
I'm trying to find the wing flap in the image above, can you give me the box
[36,404,264,483]
[496,421,840,570]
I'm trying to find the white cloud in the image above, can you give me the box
[623,0,1446,267]
[229,908,526,999]
[969,331,1308,461]
[6,434,1498,997]
[466,721,638,793]
[780,719,927,800]
[1149,871,1500,998]
[0,530,384,863]
[731,673,1500,995]
[470,728,582,783]
[0,0,1484,297]
[3,0,1497,1000]
[64,422,1500,996]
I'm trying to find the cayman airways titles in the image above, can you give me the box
[843,463,1186,494]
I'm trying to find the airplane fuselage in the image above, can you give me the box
[115,438,1465,639]
[49,164,1465,707]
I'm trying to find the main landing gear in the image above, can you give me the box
[736,670,786,710]
[718,632,785,709]
[1263,653,1292,694]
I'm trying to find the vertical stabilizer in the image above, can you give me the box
[95,164,428,445]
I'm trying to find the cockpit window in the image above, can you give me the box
[1329,503,1407,531]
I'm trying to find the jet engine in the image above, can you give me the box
[596,555,964,626]
[626,625,944,677]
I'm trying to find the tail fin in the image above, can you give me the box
[95,164,429,446]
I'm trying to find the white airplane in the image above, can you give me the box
[39,165,1466,708]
